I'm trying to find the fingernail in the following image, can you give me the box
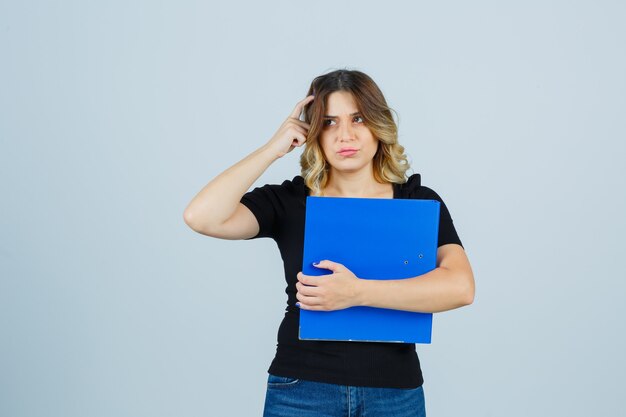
[296,302,301,307]
[312,261,319,266]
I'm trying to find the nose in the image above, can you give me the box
[339,120,355,142]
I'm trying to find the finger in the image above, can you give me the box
[300,118,312,129]
[296,281,321,296]
[290,124,307,137]
[297,272,320,286]
[296,292,321,305]
[284,127,306,149]
[297,303,324,311]
[289,95,315,119]
[287,118,311,130]
[313,260,344,272]
[289,94,315,119]
[290,131,307,147]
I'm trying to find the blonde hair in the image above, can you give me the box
[300,69,410,196]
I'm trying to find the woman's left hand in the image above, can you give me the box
[296,260,363,311]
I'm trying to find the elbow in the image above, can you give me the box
[183,208,196,229]
[462,289,475,307]
[183,208,205,233]
[183,208,223,236]
[459,272,475,307]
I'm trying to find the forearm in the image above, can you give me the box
[356,266,474,313]
[183,145,278,230]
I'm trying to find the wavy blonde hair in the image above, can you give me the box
[300,69,410,196]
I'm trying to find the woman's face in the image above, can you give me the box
[318,91,379,175]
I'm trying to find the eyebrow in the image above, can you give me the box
[323,112,362,118]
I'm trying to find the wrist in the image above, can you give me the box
[256,144,280,162]
[354,278,371,307]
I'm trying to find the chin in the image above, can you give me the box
[331,163,370,173]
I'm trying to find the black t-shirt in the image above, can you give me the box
[240,173,463,388]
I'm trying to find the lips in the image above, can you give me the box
[338,148,359,157]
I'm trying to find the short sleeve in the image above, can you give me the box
[240,184,279,240]
[419,186,464,249]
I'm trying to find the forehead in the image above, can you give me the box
[325,91,358,115]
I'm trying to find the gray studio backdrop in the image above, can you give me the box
[1,1,625,416]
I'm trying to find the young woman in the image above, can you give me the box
[183,69,475,417]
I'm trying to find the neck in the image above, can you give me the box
[323,168,382,197]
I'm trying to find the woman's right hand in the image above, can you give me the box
[264,95,315,159]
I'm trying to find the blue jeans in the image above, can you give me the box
[263,373,426,417]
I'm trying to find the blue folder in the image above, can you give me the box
[299,196,440,344]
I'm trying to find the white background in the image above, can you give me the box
[1,1,625,416]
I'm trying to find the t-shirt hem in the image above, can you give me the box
[267,364,423,389]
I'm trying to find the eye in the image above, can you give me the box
[322,116,363,127]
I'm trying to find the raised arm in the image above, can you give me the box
[183,95,315,239]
